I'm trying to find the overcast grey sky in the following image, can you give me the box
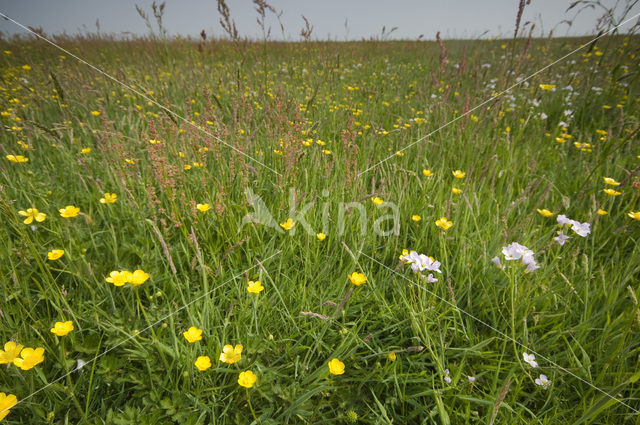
[0,0,638,40]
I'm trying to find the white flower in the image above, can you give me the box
[406,251,420,264]
[540,112,548,119]
[521,252,535,265]
[557,214,574,226]
[535,374,551,389]
[444,368,451,384]
[502,242,530,261]
[409,253,431,273]
[558,120,569,127]
[522,252,540,272]
[554,232,570,246]
[491,256,502,267]
[76,359,87,371]
[556,215,590,238]
[468,376,476,383]
[523,352,538,368]
[524,260,540,273]
[521,251,540,272]
[422,256,442,273]
[426,274,438,283]
[502,242,539,272]
[570,220,590,237]
[402,251,417,264]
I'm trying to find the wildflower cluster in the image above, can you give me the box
[522,352,551,389]
[501,242,539,272]
[183,278,267,387]
[0,341,44,371]
[399,250,442,282]
[556,214,590,244]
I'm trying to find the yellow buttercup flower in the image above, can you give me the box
[411,215,421,222]
[328,358,345,375]
[183,326,203,343]
[105,270,130,287]
[348,272,367,286]
[50,321,74,336]
[18,208,46,224]
[388,352,397,361]
[603,189,621,196]
[603,177,620,186]
[128,269,150,286]
[371,196,384,205]
[628,211,640,221]
[247,280,264,294]
[0,392,18,422]
[6,154,28,163]
[597,209,608,216]
[81,147,91,154]
[452,187,462,195]
[452,170,466,179]
[0,341,24,364]
[196,203,210,212]
[316,232,326,241]
[537,209,554,217]
[422,169,434,177]
[13,347,45,370]
[59,205,80,218]
[280,218,295,230]
[100,193,117,204]
[539,84,556,91]
[91,110,100,116]
[435,217,453,230]
[194,356,211,371]
[220,344,243,364]
[47,249,65,260]
[238,370,257,388]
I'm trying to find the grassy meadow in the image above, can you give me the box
[1,30,640,424]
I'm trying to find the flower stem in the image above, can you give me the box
[246,388,259,424]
